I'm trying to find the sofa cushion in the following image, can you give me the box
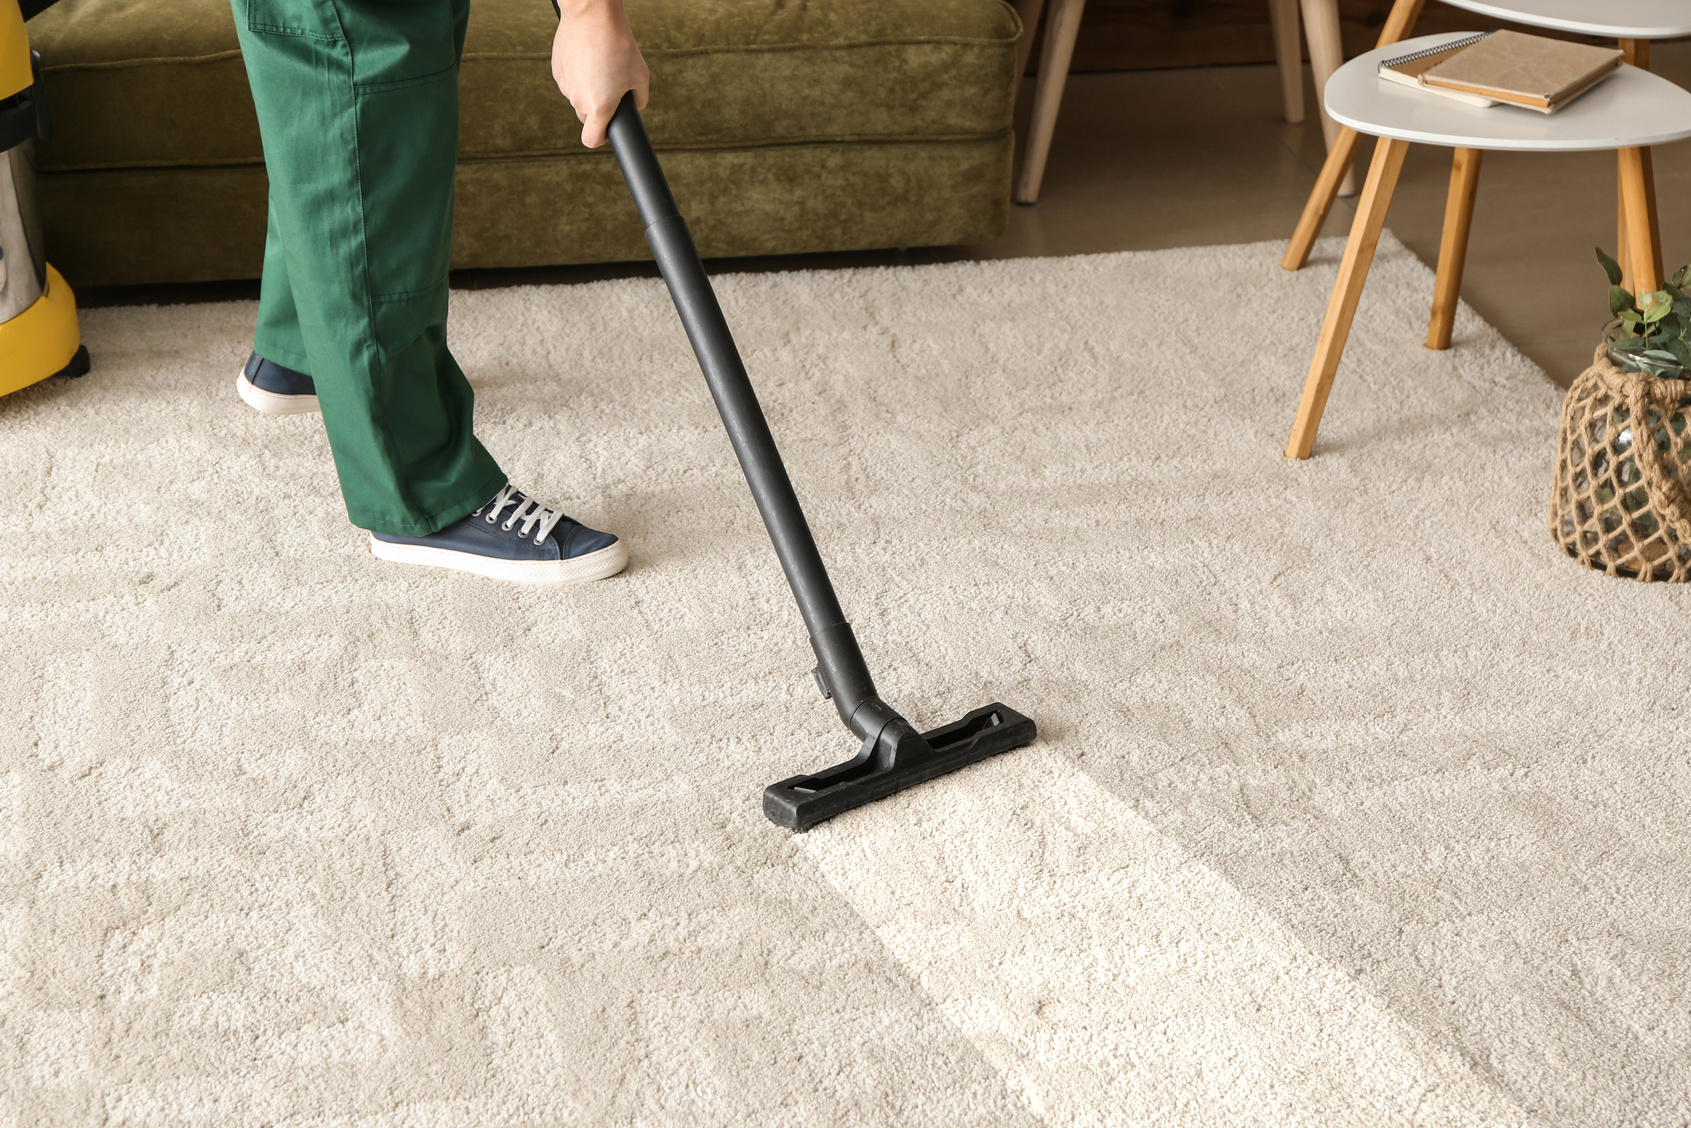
[26,0,1019,173]
[43,135,1013,284]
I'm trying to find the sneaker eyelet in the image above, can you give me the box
[502,520,516,531]
[485,514,496,523]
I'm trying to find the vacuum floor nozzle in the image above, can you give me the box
[764,704,1036,831]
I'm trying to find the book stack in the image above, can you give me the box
[1377,30,1624,114]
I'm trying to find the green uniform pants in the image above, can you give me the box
[233,0,507,534]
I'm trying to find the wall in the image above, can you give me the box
[1049,0,1542,71]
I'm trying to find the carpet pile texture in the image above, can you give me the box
[2,235,1688,1127]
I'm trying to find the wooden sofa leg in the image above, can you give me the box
[1281,0,1424,271]
[1427,147,1482,350]
[1268,0,1305,124]
[1013,0,1046,97]
[1014,0,1086,204]
[1286,137,1411,460]
[1298,0,1355,196]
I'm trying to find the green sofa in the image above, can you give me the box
[25,0,1020,287]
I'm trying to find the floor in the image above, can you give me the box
[29,242,1691,1127]
[86,44,1691,389]
[971,45,1691,388]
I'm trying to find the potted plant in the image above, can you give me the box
[1598,248,1691,377]
[1548,249,1691,582]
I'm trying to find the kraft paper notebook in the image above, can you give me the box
[1421,29,1624,113]
[1377,33,1497,107]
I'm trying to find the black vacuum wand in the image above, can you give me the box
[606,95,1036,831]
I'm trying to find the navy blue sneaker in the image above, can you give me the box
[368,485,627,583]
[237,352,320,415]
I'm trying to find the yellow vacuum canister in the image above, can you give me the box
[1,0,86,398]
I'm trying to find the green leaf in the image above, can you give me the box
[1643,349,1680,362]
[1642,291,1674,322]
[1610,339,1648,353]
[1612,285,1639,316]
[1618,308,1644,325]
[1675,265,1690,289]
[1598,246,1625,286]
[1666,337,1691,367]
[1673,296,1691,318]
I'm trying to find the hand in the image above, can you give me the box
[552,0,650,149]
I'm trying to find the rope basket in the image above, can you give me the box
[1550,345,1691,582]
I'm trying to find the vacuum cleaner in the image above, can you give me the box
[605,95,1036,831]
[1,0,87,399]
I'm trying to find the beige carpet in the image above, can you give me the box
[3,235,1689,1127]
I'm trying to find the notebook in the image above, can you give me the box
[1378,33,1497,107]
[1420,29,1623,113]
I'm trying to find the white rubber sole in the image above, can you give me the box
[368,534,628,584]
[237,364,321,415]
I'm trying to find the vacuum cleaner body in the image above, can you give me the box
[1,0,86,398]
[606,97,1036,831]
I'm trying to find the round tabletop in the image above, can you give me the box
[1438,0,1691,39]
[1325,32,1691,151]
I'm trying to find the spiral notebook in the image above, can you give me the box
[1377,33,1497,107]
[1420,30,1623,113]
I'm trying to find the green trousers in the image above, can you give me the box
[233,0,507,534]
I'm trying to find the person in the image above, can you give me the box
[231,0,649,583]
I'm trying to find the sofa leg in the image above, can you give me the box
[1014,0,1085,205]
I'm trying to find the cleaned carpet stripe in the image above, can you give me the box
[803,747,1543,1128]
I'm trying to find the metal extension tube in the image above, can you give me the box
[606,99,882,737]
[605,95,1035,830]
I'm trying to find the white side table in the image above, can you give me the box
[1282,0,1691,294]
[1440,0,1691,39]
[1285,33,1691,460]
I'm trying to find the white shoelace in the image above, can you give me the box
[473,484,567,546]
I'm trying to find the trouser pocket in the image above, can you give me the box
[245,0,461,85]
[244,0,342,40]
[356,63,459,316]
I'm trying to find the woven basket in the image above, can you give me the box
[1550,345,1691,581]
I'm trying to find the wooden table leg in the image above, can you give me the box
[1282,126,1364,271]
[1639,145,1663,287]
[1375,0,1427,46]
[1281,0,1425,271]
[1615,145,1663,293]
[1615,39,1665,293]
[1427,147,1483,350]
[1619,146,1661,294]
[1014,0,1085,205]
[1618,177,1631,289]
[1286,136,1411,460]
